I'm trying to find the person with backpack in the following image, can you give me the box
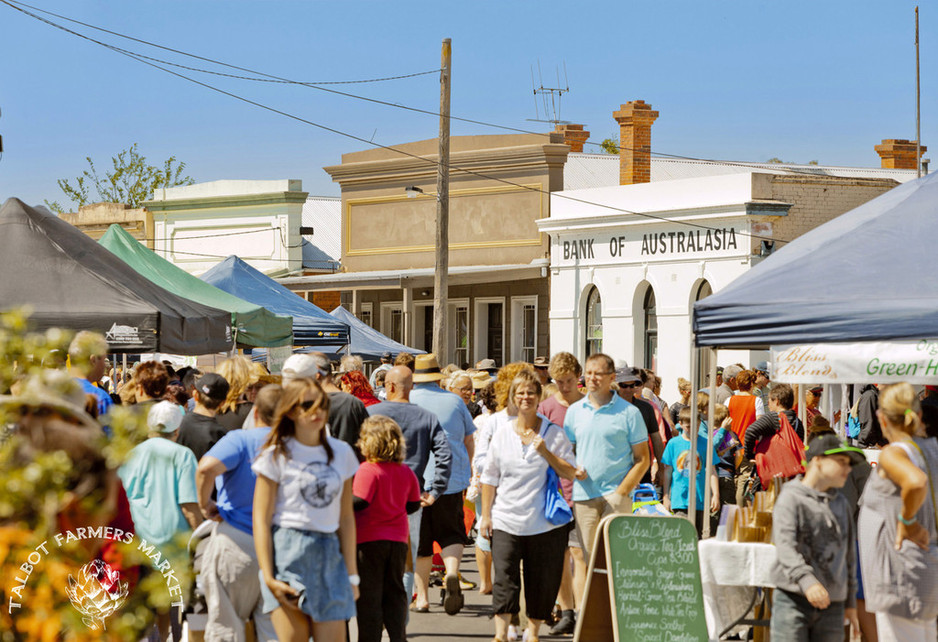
[741,384,805,502]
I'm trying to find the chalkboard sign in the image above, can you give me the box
[575,515,708,642]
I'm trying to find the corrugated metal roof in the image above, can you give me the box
[563,153,920,191]
[301,196,341,263]
[301,239,340,271]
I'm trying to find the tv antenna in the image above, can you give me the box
[528,61,571,127]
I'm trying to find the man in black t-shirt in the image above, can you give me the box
[177,373,230,461]
[615,366,665,486]
[308,352,369,455]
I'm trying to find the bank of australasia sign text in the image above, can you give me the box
[556,225,745,266]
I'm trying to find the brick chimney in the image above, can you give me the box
[553,123,590,153]
[613,100,659,185]
[875,139,927,169]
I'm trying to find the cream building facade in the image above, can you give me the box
[281,133,569,367]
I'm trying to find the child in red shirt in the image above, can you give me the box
[354,415,422,642]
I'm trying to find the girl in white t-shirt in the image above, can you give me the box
[253,378,360,642]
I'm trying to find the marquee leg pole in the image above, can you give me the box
[702,347,718,539]
[688,341,700,526]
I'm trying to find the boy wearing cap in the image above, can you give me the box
[118,401,203,551]
[770,434,864,641]
[177,373,231,461]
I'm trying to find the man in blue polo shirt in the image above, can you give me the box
[564,353,649,562]
[195,384,282,642]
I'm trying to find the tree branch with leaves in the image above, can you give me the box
[45,144,195,213]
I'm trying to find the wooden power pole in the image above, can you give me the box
[432,38,452,361]
[916,6,922,178]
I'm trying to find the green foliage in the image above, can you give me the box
[766,157,821,166]
[0,309,162,640]
[45,143,195,213]
[600,137,620,155]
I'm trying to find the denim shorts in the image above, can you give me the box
[259,525,355,622]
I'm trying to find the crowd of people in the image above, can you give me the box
[4,330,938,642]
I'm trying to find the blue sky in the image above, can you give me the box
[0,0,933,208]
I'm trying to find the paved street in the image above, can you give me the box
[351,547,571,641]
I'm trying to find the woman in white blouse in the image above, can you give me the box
[479,370,585,642]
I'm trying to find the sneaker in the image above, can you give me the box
[549,610,576,635]
[507,625,519,642]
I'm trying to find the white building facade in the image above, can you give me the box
[541,173,776,400]
[145,179,306,276]
[540,168,910,402]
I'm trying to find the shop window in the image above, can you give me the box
[585,287,603,357]
[694,280,713,387]
[510,296,538,363]
[455,308,469,368]
[452,303,469,368]
[380,302,403,344]
[359,302,373,328]
[643,287,657,370]
[473,298,505,367]
[418,304,433,352]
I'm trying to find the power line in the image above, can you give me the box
[4,1,793,245]
[4,0,438,86]
[3,0,831,179]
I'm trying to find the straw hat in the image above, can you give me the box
[470,370,494,389]
[413,354,444,383]
[0,370,99,430]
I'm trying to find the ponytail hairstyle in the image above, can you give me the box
[264,378,333,463]
[879,383,925,438]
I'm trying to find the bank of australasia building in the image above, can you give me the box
[539,100,922,400]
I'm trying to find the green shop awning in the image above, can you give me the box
[99,225,294,348]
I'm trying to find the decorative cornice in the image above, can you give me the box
[325,143,570,187]
[144,191,309,212]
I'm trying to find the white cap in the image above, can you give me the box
[148,400,184,433]
[282,354,320,383]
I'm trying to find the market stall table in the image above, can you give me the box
[698,539,777,639]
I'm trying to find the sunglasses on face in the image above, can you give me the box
[618,382,640,389]
[298,400,317,411]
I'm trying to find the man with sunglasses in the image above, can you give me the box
[563,354,650,564]
[615,366,666,487]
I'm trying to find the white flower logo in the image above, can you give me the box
[65,559,128,630]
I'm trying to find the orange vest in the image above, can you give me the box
[728,394,757,440]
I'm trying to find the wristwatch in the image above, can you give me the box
[348,574,361,586]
